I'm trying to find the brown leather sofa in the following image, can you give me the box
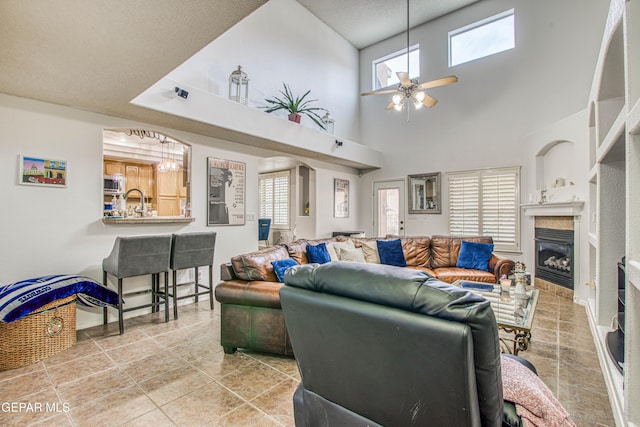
[215,235,514,355]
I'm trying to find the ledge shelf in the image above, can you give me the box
[131,79,383,172]
[521,201,585,217]
[102,216,195,225]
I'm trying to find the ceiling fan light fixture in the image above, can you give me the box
[392,93,404,105]
[393,103,403,112]
[414,90,425,102]
[414,100,424,110]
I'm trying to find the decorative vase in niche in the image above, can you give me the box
[288,113,301,123]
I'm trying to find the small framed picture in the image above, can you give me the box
[19,155,67,187]
[334,178,349,218]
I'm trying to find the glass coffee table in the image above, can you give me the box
[453,280,539,355]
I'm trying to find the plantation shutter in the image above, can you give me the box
[449,174,480,235]
[482,170,518,250]
[448,167,520,252]
[259,171,290,228]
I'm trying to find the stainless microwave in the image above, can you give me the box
[104,175,125,195]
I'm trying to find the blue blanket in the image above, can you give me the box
[0,275,119,322]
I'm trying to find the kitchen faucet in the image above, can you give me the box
[124,188,146,216]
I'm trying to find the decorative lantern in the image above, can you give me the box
[321,111,335,135]
[229,66,249,105]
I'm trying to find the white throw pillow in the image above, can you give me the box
[326,240,356,261]
[338,247,366,263]
[360,241,381,263]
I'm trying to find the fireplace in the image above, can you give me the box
[535,227,574,289]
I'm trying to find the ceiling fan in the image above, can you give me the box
[361,0,458,112]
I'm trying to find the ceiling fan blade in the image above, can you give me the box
[361,88,398,96]
[397,72,411,86]
[385,101,395,110]
[424,95,438,108]
[417,75,459,90]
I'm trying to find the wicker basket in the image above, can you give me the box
[0,295,77,371]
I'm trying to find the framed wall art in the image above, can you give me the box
[334,178,349,218]
[19,155,67,187]
[408,172,441,214]
[207,157,245,226]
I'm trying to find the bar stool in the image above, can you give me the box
[169,232,217,319]
[102,235,172,334]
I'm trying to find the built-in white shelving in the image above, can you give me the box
[628,98,640,135]
[587,0,640,425]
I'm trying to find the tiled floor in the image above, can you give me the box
[0,288,615,426]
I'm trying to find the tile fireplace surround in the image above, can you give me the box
[522,201,585,301]
[534,216,575,299]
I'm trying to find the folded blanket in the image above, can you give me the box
[0,275,119,322]
[502,354,576,427]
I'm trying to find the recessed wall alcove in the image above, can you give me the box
[534,140,582,203]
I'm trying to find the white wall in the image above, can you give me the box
[0,94,264,329]
[357,0,608,258]
[164,0,361,141]
[518,109,590,300]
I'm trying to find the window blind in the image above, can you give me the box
[448,167,520,252]
[259,171,289,228]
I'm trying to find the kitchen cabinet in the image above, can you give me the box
[156,169,185,216]
[125,164,154,198]
[104,161,124,176]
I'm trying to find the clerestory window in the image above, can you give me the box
[449,9,515,67]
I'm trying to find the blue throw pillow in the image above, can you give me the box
[456,240,494,272]
[306,243,331,264]
[271,258,298,283]
[377,239,407,267]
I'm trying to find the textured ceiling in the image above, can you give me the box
[297,0,479,49]
[0,0,267,136]
[0,0,475,163]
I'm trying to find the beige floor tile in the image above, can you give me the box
[122,408,177,427]
[105,337,163,365]
[559,330,598,350]
[56,367,134,407]
[217,362,288,401]
[121,351,185,383]
[161,382,244,426]
[191,351,257,380]
[91,328,150,351]
[0,369,53,401]
[529,326,559,344]
[139,365,213,406]
[206,404,280,427]
[248,353,299,378]
[25,412,73,426]
[0,361,45,382]
[47,352,117,386]
[42,338,103,366]
[0,387,64,427]
[68,384,156,426]
[0,286,615,426]
[251,378,299,426]
[168,336,224,363]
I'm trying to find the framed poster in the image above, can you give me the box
[207,157,245,226]
[408,172,441,214]
[19,155,67,187]
[334,178,349,218]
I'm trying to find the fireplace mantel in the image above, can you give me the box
[521,201,585,217]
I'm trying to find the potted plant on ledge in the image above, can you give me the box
[263,83,327,130]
